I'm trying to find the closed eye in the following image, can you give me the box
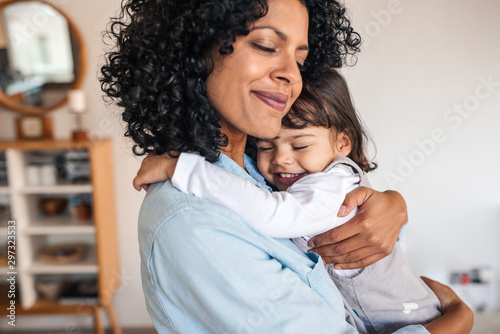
[258,146,273,151]
[293,146,308,150]
[253,43,276,53]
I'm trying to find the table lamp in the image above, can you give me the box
[68,89,88,141]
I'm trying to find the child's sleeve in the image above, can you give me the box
[171,152,359,239]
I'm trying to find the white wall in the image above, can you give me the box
[343,0,500,310]
[0,0,498,330]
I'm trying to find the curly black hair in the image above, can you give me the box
[100,0,361,162]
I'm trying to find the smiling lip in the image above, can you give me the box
[253,91,288,112]
[274,172,307,187]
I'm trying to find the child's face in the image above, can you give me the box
[256,126,350,191]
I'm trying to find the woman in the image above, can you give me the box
[101,0,473,332]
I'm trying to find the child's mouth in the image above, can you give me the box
[274,172,307,187]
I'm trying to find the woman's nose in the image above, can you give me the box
[271,53,301,86]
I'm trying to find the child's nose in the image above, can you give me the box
[272,150,293,166]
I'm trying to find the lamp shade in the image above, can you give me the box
[68,89,86,113]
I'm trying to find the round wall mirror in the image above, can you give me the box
[0,0,86,115]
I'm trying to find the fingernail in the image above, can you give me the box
[338,205,347,216]
[307,239,315,247]
[334,264,342,270]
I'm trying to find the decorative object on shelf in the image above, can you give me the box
[38,243,89,264]
[58,276,98,305]
[68,89,88,141]
[0,153,8,185]
[69,194,92,220]
[0,243,7,266]
[26,151,68,185]
[69,195,92,220]
[15,116,53,140]
[35,275,65,301]
[62,150,90,183]
[26,165,41,185]
[0,205,9,222]
[76,200,92,220]
[39,197,68,216]
[39,164,58,185]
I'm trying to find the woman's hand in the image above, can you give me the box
[133,152,179,191]
[308,187,407,269]
[422,276,474,334]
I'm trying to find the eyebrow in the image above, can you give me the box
[253,26,310,51]
[257,133,316,142]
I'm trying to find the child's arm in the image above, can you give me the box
[172,152,359,238]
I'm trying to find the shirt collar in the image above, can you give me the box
[215,152,270,190]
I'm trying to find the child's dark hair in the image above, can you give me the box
[282,68,377,172]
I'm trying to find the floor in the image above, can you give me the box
[0,328,157,334]
[3,313,499,333]
[471,312,500,334]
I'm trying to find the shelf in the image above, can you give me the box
[0,139,119,331]
[19,184,92,194]
[0,298,99,315]
[25,218,95,235]
[28,248,98,275]
[0,139,110,151]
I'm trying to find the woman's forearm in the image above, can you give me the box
[422,276,474,334]
[309,188,408,268]
[424,302,473,334]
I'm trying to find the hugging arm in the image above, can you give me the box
[422,277,474,334]
[134,152,412,269]
[309,187,408,269]
[171,152,354,238]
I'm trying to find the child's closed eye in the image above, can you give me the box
[293,146,308,150]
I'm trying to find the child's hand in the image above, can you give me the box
[133,152,179,191]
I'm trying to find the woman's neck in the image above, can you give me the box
[219,121,248,170]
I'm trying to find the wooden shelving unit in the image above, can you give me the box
[0,139,121,334]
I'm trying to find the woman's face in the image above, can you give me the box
[206,0,309,141]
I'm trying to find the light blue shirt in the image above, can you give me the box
[138,153,428,333]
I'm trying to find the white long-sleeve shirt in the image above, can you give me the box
[171,152,362,239]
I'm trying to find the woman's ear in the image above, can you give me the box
[336,131,352,155]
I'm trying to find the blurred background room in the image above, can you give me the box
[0,0,498,333]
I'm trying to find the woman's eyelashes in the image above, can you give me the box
[252,43,305,72]
[252,43,276,53]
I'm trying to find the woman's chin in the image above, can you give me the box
[250,124,281,140]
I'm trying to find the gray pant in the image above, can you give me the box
[328,243,441,334]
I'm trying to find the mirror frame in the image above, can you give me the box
[0,0,87,115]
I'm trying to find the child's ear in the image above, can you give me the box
[336,131,352,155]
